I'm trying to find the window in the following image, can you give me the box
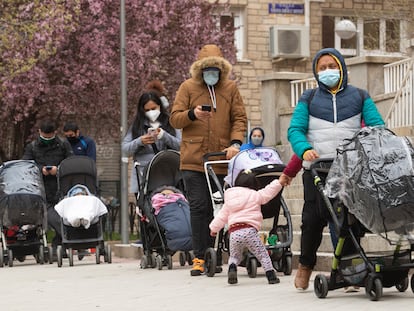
[322,16,403,57]
[215,6,246,60]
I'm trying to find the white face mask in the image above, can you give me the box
[145,109,160,122]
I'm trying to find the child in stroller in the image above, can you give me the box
[210,169,282,284]
[137,149,192,270]
[53,155,111,267]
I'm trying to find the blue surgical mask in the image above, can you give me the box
[318,69,340,88]
[203,70,220,86]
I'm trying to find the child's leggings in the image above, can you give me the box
[228,227,273,271]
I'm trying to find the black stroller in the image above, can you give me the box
[55,155,111,267]
[312,126,414,301]
[136,150,192,270]
[203,147,293,277]
[0,160,49,267]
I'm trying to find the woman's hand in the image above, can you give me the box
[141,134,156,145]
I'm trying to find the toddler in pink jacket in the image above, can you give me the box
[209,169,283,284]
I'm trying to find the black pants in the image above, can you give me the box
[182,170,223,260]
[300,170,358,269]
[47,203,62,246]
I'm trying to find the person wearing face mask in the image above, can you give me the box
[240,127,265,151]
[287,48,384,291]
[122,90,181,196]
[170,44,247,276]
[63,121,97,161]
[22,119,73,257]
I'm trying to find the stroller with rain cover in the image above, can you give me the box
[136,149,192,270]
[312,126,414,301]
[55,155,111,267]
[203,147,293,277]
[0,160,49,267]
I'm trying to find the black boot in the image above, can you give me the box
[266,270,280,284]
[228,263,238,284]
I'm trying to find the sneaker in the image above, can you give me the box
[344,286,360,293]
[294,263,312,290]
[266,270,280,284]
[228,263,238,284]
[190,258,205,276]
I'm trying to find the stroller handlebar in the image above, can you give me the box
[202,152,227,163]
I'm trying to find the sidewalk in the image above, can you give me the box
[1,255,413,311]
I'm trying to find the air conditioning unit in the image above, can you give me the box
[270,25,310,59]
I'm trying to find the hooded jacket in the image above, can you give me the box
[170,44,247,174]
[287,48,384,167]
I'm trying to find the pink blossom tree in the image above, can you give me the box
[1,0,236,159]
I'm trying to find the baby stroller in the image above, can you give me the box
[0,160,49,267]
[136,150,192,270]
[204,147,293,277]
[312,126,414,301]
[55,155,111,267]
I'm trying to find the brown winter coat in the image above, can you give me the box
[170,44,247,174]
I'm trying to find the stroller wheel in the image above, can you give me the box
[247,257,258,278]
[68,248,74,266]
[7,249,13,267]
[167,254,173,270]
[140,256,148,269]
[204,247,217,277]
[0,247,3,267]
[186,252,193,266]
[314,274,329,298]
[156,255,163,270]
[283,255,292,276]
[179,252,186,266]
[150,254,157,268]
[365,277,383,301]
[396,276,409,292]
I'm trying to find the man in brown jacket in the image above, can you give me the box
[170,44,247,276]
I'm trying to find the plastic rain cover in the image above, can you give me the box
[0,160,47,227]
[325,126,414,239]
[224,147,283,187]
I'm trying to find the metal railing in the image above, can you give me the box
[290,77,317,107]
[384,58,414,128]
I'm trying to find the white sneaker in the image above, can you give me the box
[344,286,360,293]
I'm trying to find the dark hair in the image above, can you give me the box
[130,91,175,139]
[39,119,56,133]
[234,170,260,191]
[63,121,79,132]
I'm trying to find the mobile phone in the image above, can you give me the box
[147,127,156,134]
[45,166,53,170]
[201,105,212,112]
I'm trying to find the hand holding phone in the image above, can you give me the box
[201,105,212,112]
[45,166,53,171]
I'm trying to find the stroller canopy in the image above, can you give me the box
[58,155,98,196]
[224,147,283,187]
[0,160,45,198]
[0,160,47,227]
[325,126,414,237]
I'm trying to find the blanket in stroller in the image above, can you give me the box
[325,126,414,236]
[54,184,108,229]
[151,186,192,252]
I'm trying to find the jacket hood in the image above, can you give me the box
[190,44,232,85]
[312,48,348,91]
